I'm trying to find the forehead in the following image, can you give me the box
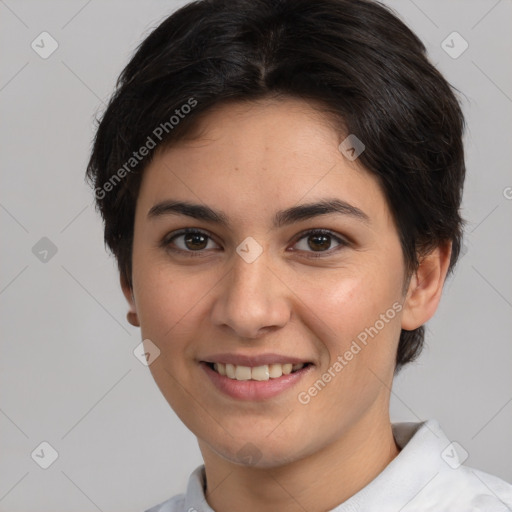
[137,98,392,229]
[164,97,344,168]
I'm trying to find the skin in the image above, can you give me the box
[122,97,451,512]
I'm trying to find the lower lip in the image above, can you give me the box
[200,362,313,401]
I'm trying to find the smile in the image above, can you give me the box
[209,362,308,381]
[200,360,314,400]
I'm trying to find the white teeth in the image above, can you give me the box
[226,363,236,379]
[211,362,306,381]
[282,363,293,375]
[251,365,270,381]
[235,365,252,380]
[268,363,283,378]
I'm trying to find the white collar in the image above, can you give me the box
[180,419,512,511]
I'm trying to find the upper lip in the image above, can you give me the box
[200,353,313,367]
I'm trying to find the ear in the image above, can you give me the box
[120,273,140,327]
[401,241,452,331]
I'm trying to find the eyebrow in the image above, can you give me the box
[147,198,371,228]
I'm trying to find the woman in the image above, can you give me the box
[86,0,512,510]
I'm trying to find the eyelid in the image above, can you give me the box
[289,228,349,257]
[160,228,221,255]
[161,227,349,257]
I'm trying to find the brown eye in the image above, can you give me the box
[307,233,331,251]
[293,229,348,257]
[182,232,209,250]
[163,229,220,255]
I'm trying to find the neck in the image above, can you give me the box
[199,412,400,512]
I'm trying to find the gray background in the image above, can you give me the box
[1,0,511,510]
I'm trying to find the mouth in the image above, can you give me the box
[205,361,312,381]
[199,357,314,400]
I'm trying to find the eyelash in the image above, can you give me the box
[161,228,349,259]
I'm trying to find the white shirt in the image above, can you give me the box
[144,419,512,511]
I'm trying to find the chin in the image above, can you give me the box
[207,433,310,469]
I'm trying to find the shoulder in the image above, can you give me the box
[143,465,207,512]
[408,464,512,511]
[143,493,186,512]
[375,420,512,512]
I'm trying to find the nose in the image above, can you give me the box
[210,249,291,340]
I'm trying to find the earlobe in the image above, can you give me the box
[401,242,452,331]
[126,310,140,327]
[120,273,140,327]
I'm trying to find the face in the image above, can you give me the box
[126,97,410,467]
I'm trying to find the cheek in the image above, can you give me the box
[290,271,402,420]
[294,263,403,375]
[303,265,400,335]
[131,250,208,344]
